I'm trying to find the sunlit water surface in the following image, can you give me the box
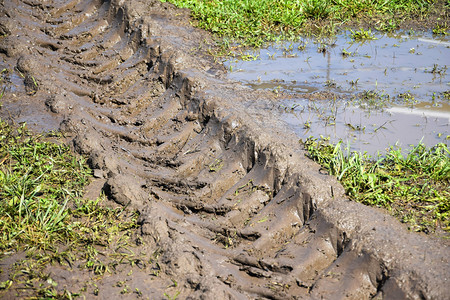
[225,31,450,155]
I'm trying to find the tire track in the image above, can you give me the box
[1,0,448,299]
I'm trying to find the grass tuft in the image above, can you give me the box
[0,120,145,298]
[304,137,450,234]
[0,120,91,250]
[161,0,437,48]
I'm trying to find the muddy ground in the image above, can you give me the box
[0,0,449,299]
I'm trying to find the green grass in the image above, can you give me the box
[161,0,438,48]
[0,121,91,250]
[0,120,144,298]
[303,137,450,234]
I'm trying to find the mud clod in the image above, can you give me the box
[45,94,70,113]
[16,55,40,75]
[72,132,103,155]
[0,17,14,35]
[0,37,28,57]
[104,173,148,207]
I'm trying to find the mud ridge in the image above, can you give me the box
[0,0,448,298]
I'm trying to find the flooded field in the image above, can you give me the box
[225,31,450,154]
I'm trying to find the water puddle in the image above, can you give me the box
[225,31,450,154]
[0,64,25,95]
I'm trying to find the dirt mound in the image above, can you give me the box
[0,0,448,299]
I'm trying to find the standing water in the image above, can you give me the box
[225,31,450,155]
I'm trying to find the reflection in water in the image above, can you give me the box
[388,106,450,121]
[225,31,450,154]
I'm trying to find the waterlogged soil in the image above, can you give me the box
[0,0,449,299]
[226,32,450,154]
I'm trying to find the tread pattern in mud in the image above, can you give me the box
[1,0,448,299]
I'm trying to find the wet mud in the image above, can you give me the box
[0,0,449,299]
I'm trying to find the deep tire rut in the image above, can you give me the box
[0,0,449,299]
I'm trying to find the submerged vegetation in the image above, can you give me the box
[0,120,144,297]
[161,0,444,47]
[304,137,450,234]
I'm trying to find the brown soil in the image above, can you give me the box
[0,0,449,299]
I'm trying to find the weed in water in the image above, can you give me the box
[426,64,447,76]
[349,28,377,41]
[349,78,359,88]
[397,92,417,106]
[442,91,450,100]
[324,80,337,88]
[432,23,448,35]
[341,48,353,57]
[355,90,391,110]
[346,123,365,132]
[304,120,311,130]
[241,53,260,61]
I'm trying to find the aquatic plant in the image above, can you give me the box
[349,28,377,40]
[432,23,448,35]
